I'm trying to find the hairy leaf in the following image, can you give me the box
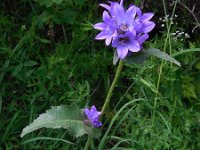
[124,48,181,66]
[21,105,100,138]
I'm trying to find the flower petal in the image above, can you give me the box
[93,121,102,127]
[99,3,110,10]
[91,105,97,112]
[112,3,125,18]
[117,46,129,59]
[143,21,155,33]
[133,20,142,32]
[120,0,124,6]
[112,37,118,47]
[105,37,112,46]
[95,31,110,40]
[141,13,154,21]
[126,5,136,19]
[128,40,141,52]
[137,34,149,44]
[136,7,142,17]
[103,11,111,23]
[93,22,107,30]
[84,109,90,116]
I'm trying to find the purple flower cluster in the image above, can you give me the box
[94,0,155,59]
[84,105,102,128]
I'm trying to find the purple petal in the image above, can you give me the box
[120,0,124,6]
[141,13,154,21]
[137,34,149,44]
[112,38,118,47]
[112,30,118,37]
[93,121,102,128]
[99,3,110,10]
[128,40,141,52]
[105,37,112,46]
[91,105,97,113]
[93,22,107,31]
[95,31,110,40]
[136,7,142,17]
[117,46,129,59]
[112,3,125,18]
[126,5,136,19]
[103,11,111,23]
[126,30,136,37]
[84,109,90,116]
[133,20,142,32]
[142,21,155,33]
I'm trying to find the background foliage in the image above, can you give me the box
[0,0,200,149]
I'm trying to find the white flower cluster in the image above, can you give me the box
[159,14,190,41]
[159,14,178,27]
[171,30,190,41]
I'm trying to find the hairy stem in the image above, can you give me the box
[101,60,124,115]
[84,60,124,150]
[151,0,178,127]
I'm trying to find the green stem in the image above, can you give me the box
[84,137,92,150]
[151,0,178,127]
[84,60,124,150]
[101,60,124,115]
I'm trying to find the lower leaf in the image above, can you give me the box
[20,105,101,138]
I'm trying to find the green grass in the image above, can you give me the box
[1,0,200,149]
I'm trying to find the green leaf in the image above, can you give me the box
[12,64,23,76]
[24,60,38,67]
[21,105,101,138]
[39,39,50,44]
[183,83,197,99]
[139,78,158,94]
[172,48,200,57]
[182,76,197,100]
[124,48,181,66]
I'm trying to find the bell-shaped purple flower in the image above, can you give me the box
[84,105,102,128]
[112,31,140,59]
[94,0,155,59]
[134,8,155,34]
[94,11,117,46]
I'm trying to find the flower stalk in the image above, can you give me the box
[101,60,124,115]
[84,60,124,150]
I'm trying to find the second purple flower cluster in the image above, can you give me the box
[84,105,102,128]
[94,0,155,59]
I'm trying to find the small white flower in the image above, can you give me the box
[172,33,176,36]
[185,33,190,38]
